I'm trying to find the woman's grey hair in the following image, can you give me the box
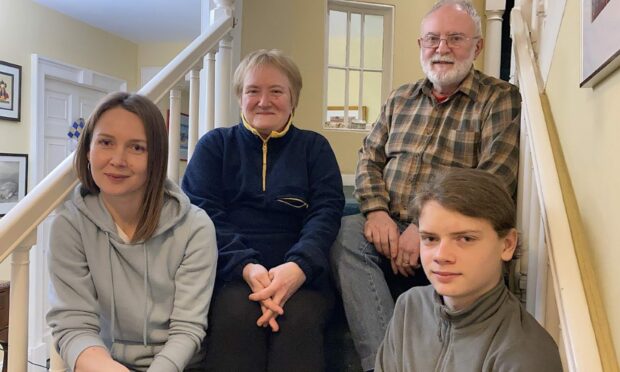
[423,0,482,37]
[233,49,303,110]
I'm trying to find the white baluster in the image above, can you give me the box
[212,0,235,127]
[205,52,216,133]
[168,88,182,183]
[49,342,66,371]
[188,68,201,159]
[215,35,233,127]
[8,232,35,372]
[484,0,506,78]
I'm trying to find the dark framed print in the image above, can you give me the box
[581,0,620,87]
[0,153,28,217]
[167,110,189,161]
[0,61,22,121]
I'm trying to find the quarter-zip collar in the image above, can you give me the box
[241,113,293,191]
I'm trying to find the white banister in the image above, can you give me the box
[215,35,234,127]
[140,14,234,103]
[188,68,201,158]
[204,52,217,133]
[511,6,603,371]
[168,87,182,182]
[484,0,505,78]
[8,233,35,372]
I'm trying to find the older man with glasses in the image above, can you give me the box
[330,1,522,371]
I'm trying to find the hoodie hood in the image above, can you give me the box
[72,179,191,243]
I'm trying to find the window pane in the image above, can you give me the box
[350,13,361,68]
[362,71,383,124]
[328,10,347,66]
[363,14,384,69]
[348,70,360,109]
[327,68,346,109]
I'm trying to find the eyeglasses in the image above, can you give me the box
[418,35,480,49]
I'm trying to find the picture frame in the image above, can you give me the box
[179,113,189,161]
[166,110,189,161]
[0,153,28,217]
[580,0,620,87]
[0,61,22,121]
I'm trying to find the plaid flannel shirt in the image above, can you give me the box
[355,69,521,222]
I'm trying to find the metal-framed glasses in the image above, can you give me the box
[418,34,480,49]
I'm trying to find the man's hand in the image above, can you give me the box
[249,262,306,331]
[391,224,420,277]
[364,210,400,259]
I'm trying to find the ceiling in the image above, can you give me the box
[34,0,203,43]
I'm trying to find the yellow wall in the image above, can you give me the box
[545,0,620,361]
[240,0,485,174]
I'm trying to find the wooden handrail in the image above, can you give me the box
[511,7,614,372]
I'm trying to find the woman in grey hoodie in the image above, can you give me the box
[46,92,217,372]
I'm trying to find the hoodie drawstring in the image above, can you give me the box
[143,243,149,346]
[107,232,116,343]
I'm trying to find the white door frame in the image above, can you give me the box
[28,54,126,368]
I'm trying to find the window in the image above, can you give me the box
[324,1,393,131]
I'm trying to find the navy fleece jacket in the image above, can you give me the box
[182,122,344,288]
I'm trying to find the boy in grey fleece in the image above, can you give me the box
[46,92,217,372]
[375,169,562,372]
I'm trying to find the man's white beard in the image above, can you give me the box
[421,49,475,90]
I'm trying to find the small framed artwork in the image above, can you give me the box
[167,110,189,161]
[0,61,22,121]
[0,153,28,217]
[179,113,189,161]
[581,0,620,87]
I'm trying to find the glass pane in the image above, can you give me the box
[350,13,361,68]
[328,10,347,66]
[362,71,383,125]
[327,68,346,110]
[348,70,360,109]
[363,14,384,69]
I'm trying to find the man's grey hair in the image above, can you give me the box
[423,0,482,37]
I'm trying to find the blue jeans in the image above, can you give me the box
[330,214,428,371]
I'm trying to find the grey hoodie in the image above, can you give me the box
[47,180,217,372]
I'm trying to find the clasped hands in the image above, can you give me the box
[364,210,420,277]
[242,262,306,332]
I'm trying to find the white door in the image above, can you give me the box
[29,78,105,370]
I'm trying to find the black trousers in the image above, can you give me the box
[203,281,333,372]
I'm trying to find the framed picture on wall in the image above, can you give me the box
[581,0,620,87]
[0,153,28,217]
[0,61,22,121]
[167,110,189,161]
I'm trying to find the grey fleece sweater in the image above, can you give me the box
[47,180,217,372]
[376,282,563,372]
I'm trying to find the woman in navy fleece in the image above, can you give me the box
[182,49,344,371]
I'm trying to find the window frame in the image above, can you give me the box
[323,0,394,131]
